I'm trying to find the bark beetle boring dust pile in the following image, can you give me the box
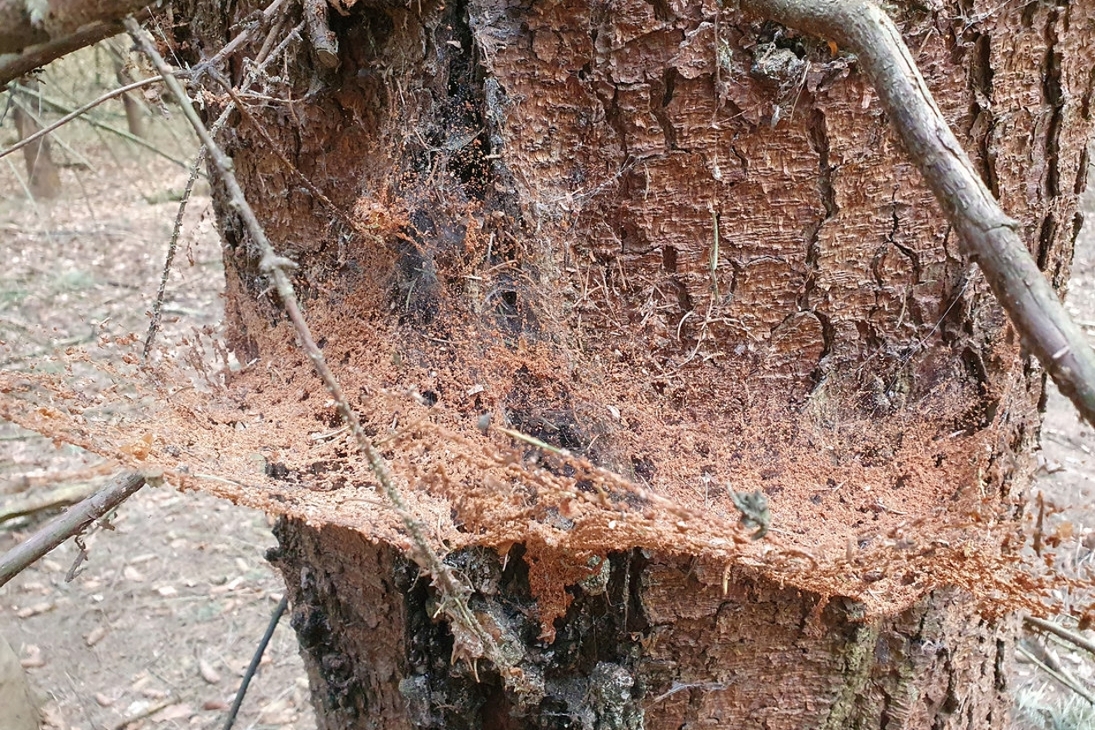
[0,266,1086,636]
[3,0,1095,638]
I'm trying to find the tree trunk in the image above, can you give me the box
[111,40,147,139]
[13,77,61,199]
[268,521,1019,730]
[173,1,1094,727]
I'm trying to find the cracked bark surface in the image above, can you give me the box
[270,523,1016,729]
[168,0,1095,727]
[739,0,1095,426]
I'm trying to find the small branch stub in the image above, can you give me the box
[302,0,339,69]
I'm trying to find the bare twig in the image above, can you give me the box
[0,471,145,588]
[196,0,289,77]
[1017,641,1095,705]
[143,20,304,359]
[124,16,514,683]
[1026,616,1095,660]
[6,82,196,171]
[739,0,1095,427]
[0,76,165,162]
[144,156,199,359]
[222,595,288,730]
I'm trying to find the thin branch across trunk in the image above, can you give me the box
[0,76,167,162]
[741,0,1095,426]
[123,15,519,691]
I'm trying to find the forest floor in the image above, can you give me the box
[0,60,317,730]
[1,48,1094,730]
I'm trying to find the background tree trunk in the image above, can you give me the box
[172,1,1095,727]
[12,77,62,199]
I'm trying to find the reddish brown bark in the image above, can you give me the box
[271,522,1015,729]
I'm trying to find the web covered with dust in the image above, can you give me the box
[1,325,1091,635]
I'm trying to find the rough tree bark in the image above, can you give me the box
[168,1,1094,728]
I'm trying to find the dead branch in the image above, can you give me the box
[196,0,289,77]
[144,20,306,358]
[0,21,122,88]
[0,75,165,161]
[740,0,1095,427]
[0,471,145,588]
[124,16,519,687]
[302,0,339,69]
[5,81,196,170]
[144,156,198,359]
[1026,615,1095,659]
[0,0,152,56]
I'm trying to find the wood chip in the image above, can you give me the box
[202,700,229,711]
[210,577,244,594]
[151,702,192,721]
[123,566,145,582]
[16,602,54,618]
[84,625,106,647]
[198,659,221,685]
[155,585,177,597]
[19,645,44,668]
[94,692,114,707]
[259,698,296,725]
[119,432,153,460]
